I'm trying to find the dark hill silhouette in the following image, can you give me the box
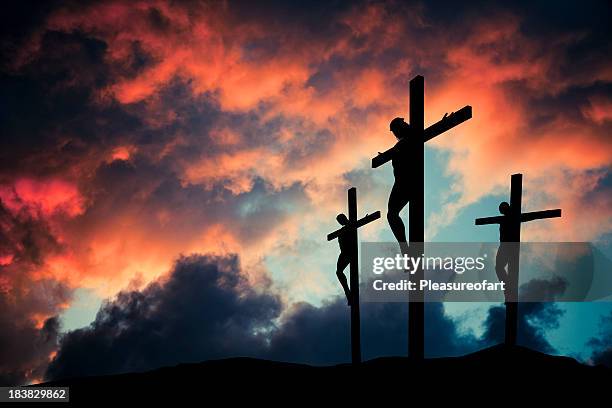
[38,345,610,403]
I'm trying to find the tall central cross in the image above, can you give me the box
[327,187,380,364]
[372,75,472,359]
[475,173,561,346]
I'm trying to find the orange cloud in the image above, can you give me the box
[424,16,611,240]
[0,254,14,266]
[109,146,136,162]
[0,178,85,218]
[582,96,612,124]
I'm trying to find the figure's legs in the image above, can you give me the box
[336,254,352,306]
[496,244,511,299]
[387,182,410,253]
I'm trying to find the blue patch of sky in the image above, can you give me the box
[61,288,102,332]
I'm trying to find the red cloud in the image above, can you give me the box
[0,178,85,218]
[582,96,612,124]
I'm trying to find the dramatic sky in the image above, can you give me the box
[1,0,610,384]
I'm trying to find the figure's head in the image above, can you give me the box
[499,201,511,215]
[336,213,349,225]
[390,117,411,139]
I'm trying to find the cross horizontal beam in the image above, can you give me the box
[326,211,381,241]
[474,209,562,226]
[521,209,561,222]
[424,106,472,142]
[474,215,504,225]
[371,106,472,168]
[355,211,381,229]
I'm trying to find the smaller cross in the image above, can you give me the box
[475,173,561,346]
[327,187,380,364]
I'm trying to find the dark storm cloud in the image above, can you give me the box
[2,9,119,148]
[0,45,140,179]
[266,300,352,365]
[480,303,562,353]
[0,201,62,265]
[0,0,60,66]
[270,301,479,364]
[0,201,70,385]
[0,316,60,386]
[480,277,567,353]
[267,301,423,365]
[46,254,282,380]
[591,348,612,368]
[588,311,612,367]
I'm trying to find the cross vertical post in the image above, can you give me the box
[506,174,522,345]
[347,187,361,364]
[408,76,425,359]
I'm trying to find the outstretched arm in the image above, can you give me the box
[520,209,561,223]
[475,215,504,225]
[372,137,410,168]
[372,145,396,168]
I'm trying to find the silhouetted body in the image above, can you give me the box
[386,118,414,247]
[495,202,512,292]
[335,214,353,305]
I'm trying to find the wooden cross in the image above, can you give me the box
[372,75,472,359]
[327,187,380,364]
[475,173,561,346]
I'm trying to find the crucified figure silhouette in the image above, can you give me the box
[386,117,414,251]
[495,201,513,297]
[327,187,380,363]
[335,213,352,306]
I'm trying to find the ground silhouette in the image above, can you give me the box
[38,345,610,403]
